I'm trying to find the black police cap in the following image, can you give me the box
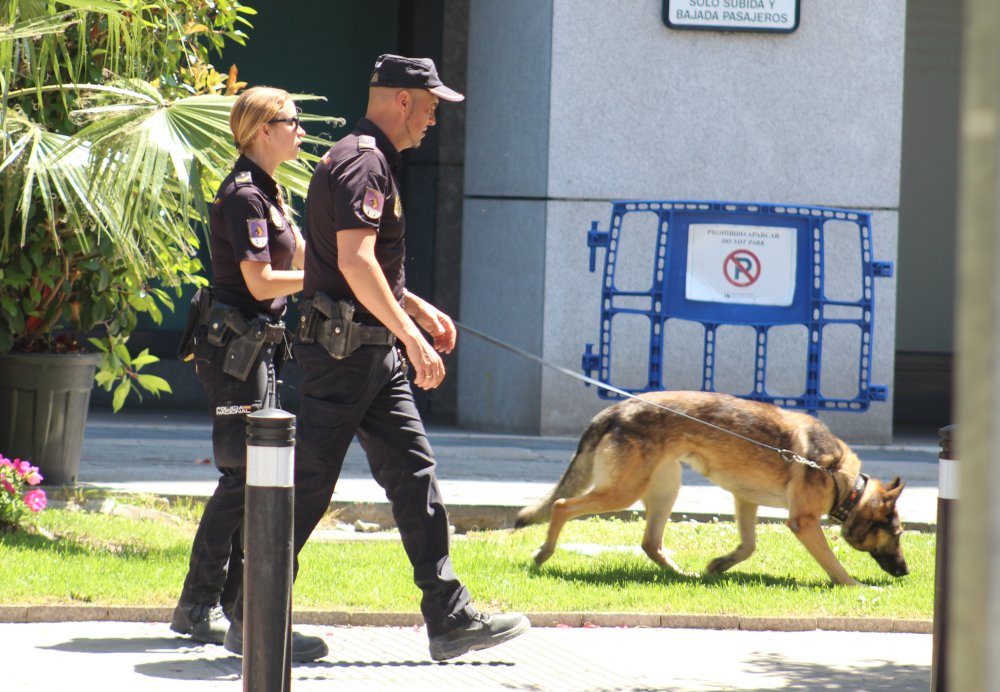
[370,54,464,102]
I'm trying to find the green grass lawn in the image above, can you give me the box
[0,506,935,619]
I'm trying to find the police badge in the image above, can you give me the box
[247,218,268,249]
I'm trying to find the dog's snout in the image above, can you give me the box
[873,551,909,577]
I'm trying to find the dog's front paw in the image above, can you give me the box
[532,546,554,565]
[706,555,737,574]
[645,548,696,577]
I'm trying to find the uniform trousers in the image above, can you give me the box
[178,337,277,620]
[294,342,471,635]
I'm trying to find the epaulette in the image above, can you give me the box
[234,170,253,186]
[358,135,376,151]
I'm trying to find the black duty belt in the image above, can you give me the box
[349,323,395,346]
[298,292,395,359]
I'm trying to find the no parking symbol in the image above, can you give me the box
[685,224,797,306]
[723,249,761,287]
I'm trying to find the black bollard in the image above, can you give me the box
[243,409,295,692]
[931,424,957,692]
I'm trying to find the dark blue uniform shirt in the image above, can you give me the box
[303,118,406,313]
[209,155,297,317]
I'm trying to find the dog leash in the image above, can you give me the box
[454,321,832,475]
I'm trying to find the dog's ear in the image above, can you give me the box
[882,476,904,504]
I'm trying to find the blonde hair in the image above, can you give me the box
[230,86,291,154]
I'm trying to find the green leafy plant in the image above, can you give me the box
[0,1,338,410]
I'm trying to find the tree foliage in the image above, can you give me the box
[0,1,339,408]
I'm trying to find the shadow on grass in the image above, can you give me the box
[529,560,898,590]
[1,527,170,559]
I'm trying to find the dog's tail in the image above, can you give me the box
[514,416,608,528]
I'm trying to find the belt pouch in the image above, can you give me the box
[223,325,266,380]
[319,318,356,359]
[265,323,286,344]
[298,299,317,343]
[206,305,233,347]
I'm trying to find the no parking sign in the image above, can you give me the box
[685,224,797,306]
[583,200,892,413]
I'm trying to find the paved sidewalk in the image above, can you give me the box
[0,621,931,691]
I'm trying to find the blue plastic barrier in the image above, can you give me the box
[582,200,893,414]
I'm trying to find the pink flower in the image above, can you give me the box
[0,478,13,495]
[13,459,31,477]
[23,489,47,513]
[24,468,43,486]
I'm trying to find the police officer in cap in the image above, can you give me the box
[294,55,530,660]
[171,86,327,663]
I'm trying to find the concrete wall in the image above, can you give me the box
[458,0,552,432]
[891,0,961,427]
[898,0,961,355]
[460,0,905,442]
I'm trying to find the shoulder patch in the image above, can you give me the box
[362,187,384,221]
[358,135,376,151]
[247,218,268,249]
[234,170,253,185]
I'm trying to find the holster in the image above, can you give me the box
[298,291,394,359]
[176,287,206,361]
[222,312,285,381]
[186,287,285,381]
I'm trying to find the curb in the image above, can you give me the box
[324,500,937,534]
[0,605,931,635]
[48,488,938,533]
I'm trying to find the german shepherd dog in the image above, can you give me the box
[515,391,908,586]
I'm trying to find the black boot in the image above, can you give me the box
[428,608,530,661]
[223,622,329,663]
[170,602,229,645]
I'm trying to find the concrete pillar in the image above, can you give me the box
[950,0,1000,688]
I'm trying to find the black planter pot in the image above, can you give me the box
[0,352,101,486]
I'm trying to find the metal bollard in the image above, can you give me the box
[243,409,295,692]
[931,424,957,692]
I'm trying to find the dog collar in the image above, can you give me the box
[828,473,869,524]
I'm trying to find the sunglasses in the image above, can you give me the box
[268,116,301,128]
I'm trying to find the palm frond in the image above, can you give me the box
[0,9,80,42]
[0,114,120,255]
[75,88,338,206]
